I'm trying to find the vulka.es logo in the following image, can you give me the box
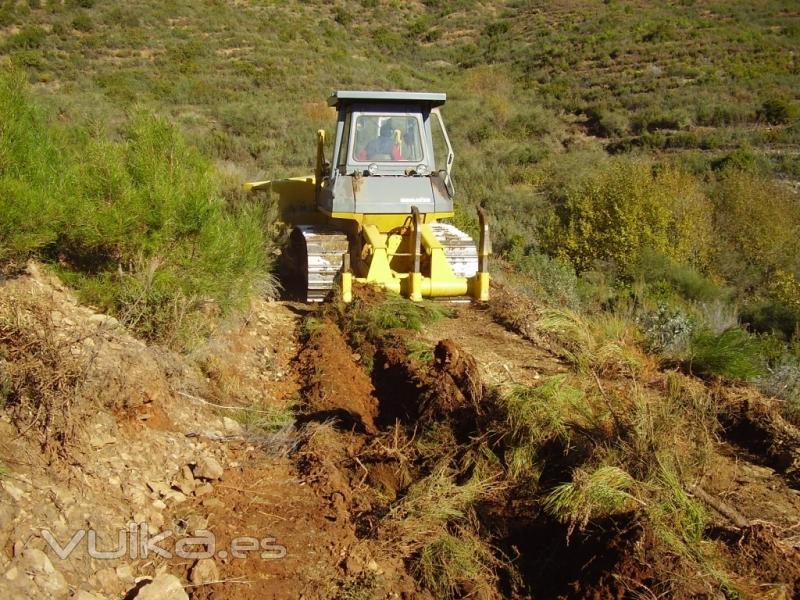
[41,523,287,561]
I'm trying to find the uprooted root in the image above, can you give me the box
[0,299,86,455]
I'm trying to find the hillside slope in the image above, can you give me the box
[1,1,799,598]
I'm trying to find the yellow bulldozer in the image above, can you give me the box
[245,90,490,303]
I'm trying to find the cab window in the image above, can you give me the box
[337,112,351,172]
[352,115,423,162]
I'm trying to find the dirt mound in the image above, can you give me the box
[714,384,800,487]
[0,263,173,454]
[426,338,483,411]
[297,320,379,433]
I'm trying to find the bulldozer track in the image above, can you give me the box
[429,222,479,279]
[293,226,350,303]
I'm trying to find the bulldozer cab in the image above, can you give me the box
[319,91,456,217]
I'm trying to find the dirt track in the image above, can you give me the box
[422,303,565,387]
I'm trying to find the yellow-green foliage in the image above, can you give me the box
[663,169,716,270]
[536,309,641,376]
[413,530,500,600]
[713,171,800,282]
[555,159,714,273]
[645,466,707,557]
[504,375,585,446]
[769,270,800,316]
[543,465,638,533]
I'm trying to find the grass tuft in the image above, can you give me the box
[364,293,449,333]
[686,328,765,381]
[413,530,500,600]
[229,402,295,433]
[537,309,641,376]
[544,465,639,535]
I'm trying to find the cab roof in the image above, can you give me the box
[327,90,446,108]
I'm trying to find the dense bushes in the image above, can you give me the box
[0,74,269,344]
[712,171,800,291]
[548,158,714,273]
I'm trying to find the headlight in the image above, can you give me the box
[367,163,379,176]
[415,163,430,176]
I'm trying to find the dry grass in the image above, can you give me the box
[536,308,642,377]
[378,464,506,599]
[0,298,86,455]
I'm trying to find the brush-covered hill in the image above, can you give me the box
[1,1,800,599]
[2,0,798,408]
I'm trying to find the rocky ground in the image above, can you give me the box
[0,263,351,600]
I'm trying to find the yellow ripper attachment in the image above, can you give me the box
[340,206,490,303]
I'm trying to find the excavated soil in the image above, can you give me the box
[713,384,800,488]
[3,267,799,600]
[296,320,379,434]
[0,264,377,600]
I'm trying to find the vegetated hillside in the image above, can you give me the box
[1,1,800,598]
[2,0,798,403]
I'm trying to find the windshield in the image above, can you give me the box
[353,115,423,162]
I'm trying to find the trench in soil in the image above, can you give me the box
[291,310,653,598]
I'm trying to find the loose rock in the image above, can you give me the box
[131,574,188,600]
[191,456,224,481]
[189,558,220,585]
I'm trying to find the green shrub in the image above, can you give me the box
[638,302,695,355]
[585,105,630,137]
[4,26,47,50]
[71,12,92,32]
[711,146,770,174]
[685,327,765,381]
[0,74,269,344]
[741,300,798,340]
[0,72,64,259]
[758,98,798,125]
[506,105,559,138]
[634,250,724,302]
[695,102,751,127]
[508,248,581,308]
[333,6,353,27]
[62,112,268,341]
